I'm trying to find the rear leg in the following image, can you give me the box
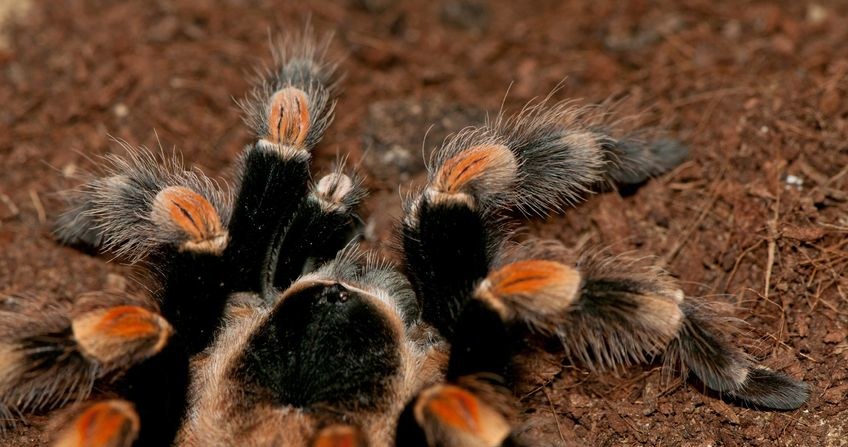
[0,292,172,428]
[485,242,810,410]
[53,147,234,355]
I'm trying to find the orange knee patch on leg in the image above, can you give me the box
[152,186,227,254]
[54,400,140,447]
[422,385,481,431]
[432,144,517,195]
[415,385,511,446]
[311,425,367,447]
[267,86,311,148]
[72,306,172,366]
[477,260,581,320]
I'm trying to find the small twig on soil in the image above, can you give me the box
[692,93,724,137]
[606,369,658,395]
[0,192,20,218]
[764,194,779,301]
[29,189,46,224]
[761,332,817,363]
[659,30,694,59]
[664,166,725,264]
[721,239,764,298]
[657,377,685,397]
[742,287,783,354]
[775,119,841,145]
[818,222,848,232]
[815,296,845,317]
[667,87,749,110]
[600,398,645,437]
[825,163,848,185]
[542,388,567,444]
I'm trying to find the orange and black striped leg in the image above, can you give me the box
[561,251,809,409]
[395,259,583,447]
[147,185,230,355]
[0,294,172,424]
[72,299,189,446]
[116,186,213,435]
[401,143,518,337]
[229,32,339,295]
[75,296,189,446]
[271,170,365,289]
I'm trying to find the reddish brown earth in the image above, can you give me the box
[1,1,846,445]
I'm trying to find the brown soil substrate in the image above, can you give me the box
[1,0,847,445]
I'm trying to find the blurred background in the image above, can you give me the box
[1,0,846,445]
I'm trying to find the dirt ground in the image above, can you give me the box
[1,0,847,445]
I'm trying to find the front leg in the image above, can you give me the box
[225,33,340,295]
[224,140,311,294]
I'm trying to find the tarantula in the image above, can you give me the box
[0,30,809,447]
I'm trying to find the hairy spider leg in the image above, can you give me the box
[271,168,366,290]
[670,299,810,410]
[0,293,173,426]
[401,194,494,338]
[53,340,190,447]
[227,32,340,297]
[224,142,311,294]
[111,336,190,446]
[55,171,229,443]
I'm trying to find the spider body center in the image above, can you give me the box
[236,283,403,410]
